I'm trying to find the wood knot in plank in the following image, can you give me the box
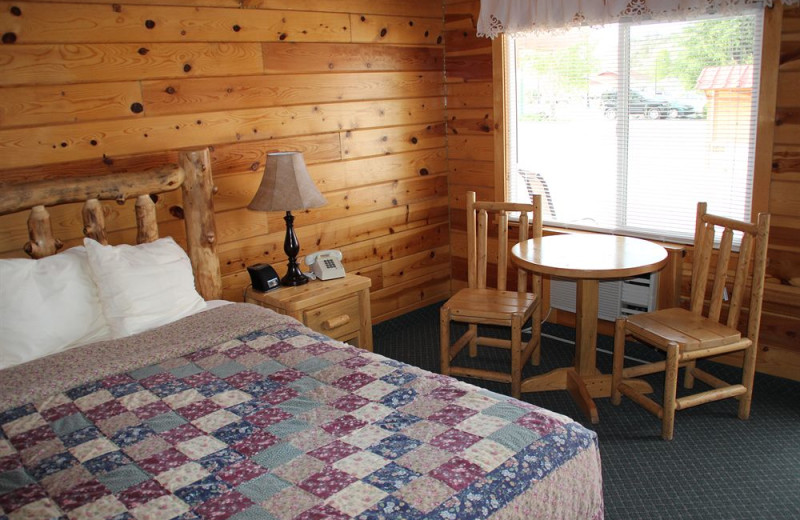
[10,6,22,16]
[170,205,185,219]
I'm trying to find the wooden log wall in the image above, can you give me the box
[444,0,497,294]
[0,0,450,323]
[763,4,800,380]
[442,1,800,381]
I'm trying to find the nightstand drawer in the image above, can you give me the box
[303,294,361,340]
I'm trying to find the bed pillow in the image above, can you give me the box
[0,247,112,370]
[84,237,206,339]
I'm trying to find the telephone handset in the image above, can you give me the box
[305,250,346,281]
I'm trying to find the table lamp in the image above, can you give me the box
[248,151,327,286]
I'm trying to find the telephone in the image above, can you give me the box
[305,250,345,280]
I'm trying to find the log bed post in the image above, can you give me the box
[135,195,159,244]
[25,205,63,258]
[82,198,108,245]
[179,148,222,300]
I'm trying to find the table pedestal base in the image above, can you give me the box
[520,369,653,424]
[567,369,598,423]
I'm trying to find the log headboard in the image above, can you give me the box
[0,148,222,300]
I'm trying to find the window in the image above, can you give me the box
[506,11,763,244]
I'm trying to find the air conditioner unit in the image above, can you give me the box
[549,273,658,321]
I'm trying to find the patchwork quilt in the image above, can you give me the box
[0,304,604,519]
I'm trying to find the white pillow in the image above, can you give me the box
[84,237,206,339]
[0,247,111,370]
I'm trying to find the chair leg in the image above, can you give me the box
[683,360,696,389]
[439,307,451,376]
[611,318,626,405]
[738,341,758,420]
[661,342,680,441]
[530,304,542,366]
[468,324,478,357]
[510,315,522,399]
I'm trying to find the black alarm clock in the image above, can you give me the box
[247,263,280,292]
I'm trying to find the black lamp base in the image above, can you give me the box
[281,210,309,286]
[281,265,308,286]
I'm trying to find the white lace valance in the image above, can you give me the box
[477,0,800,38]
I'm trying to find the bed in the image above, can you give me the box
[0,149,604,520]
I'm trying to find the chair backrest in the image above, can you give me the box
[690,202,770,341]
[465,191,542,294]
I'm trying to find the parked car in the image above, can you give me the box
[601,91,695,120]
[660,97,697,119]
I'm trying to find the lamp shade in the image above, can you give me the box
[248,152,326,212]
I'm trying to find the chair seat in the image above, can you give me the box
[626,307,742,351]
[445,288,537,324]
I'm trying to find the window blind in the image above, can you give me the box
[506,11,763,244]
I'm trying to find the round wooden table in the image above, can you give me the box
[511,234,668,423]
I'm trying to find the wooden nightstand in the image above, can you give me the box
[244,273,373,351]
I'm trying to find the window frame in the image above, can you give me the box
[494,7,779,238]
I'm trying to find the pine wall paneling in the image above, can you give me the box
[758,4,800,379]
[444,0,496,298]
[442,1,800,381]
[0,0,449,323]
